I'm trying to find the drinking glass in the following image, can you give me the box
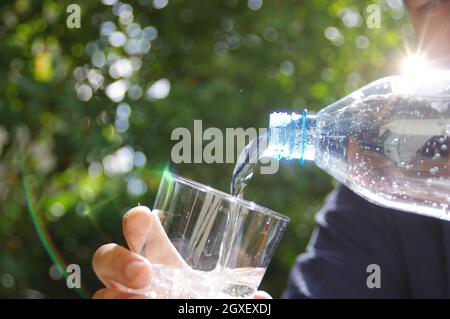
[137,171,289,298]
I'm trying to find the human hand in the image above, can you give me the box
[92,206,272,299]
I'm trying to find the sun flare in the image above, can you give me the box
[401,53,433,77]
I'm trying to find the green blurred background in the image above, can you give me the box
[0,0,412,298]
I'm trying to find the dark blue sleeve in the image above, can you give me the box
[282,185,409,298]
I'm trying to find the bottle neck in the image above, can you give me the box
[268,110,317,164]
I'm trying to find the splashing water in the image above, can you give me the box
[217,132,272,270]
[135,264,265,298]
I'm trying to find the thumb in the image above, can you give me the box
[123,206,186,267]
[252,291,272,299]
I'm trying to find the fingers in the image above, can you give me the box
[124,206,186,268]
[92,288,146,299]
[92,206,187,292]
[92,243,152,289]
[123,206,154,253]
[252,291,273,299]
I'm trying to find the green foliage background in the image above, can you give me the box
[0,0,412,298]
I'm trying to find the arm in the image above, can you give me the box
[282,185,409,298]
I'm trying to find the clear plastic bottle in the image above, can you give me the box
[268,70,450,220]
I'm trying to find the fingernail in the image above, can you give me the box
[125,261,145,281]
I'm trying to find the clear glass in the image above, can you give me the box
[268,70,450,220]
[139,171,289,299]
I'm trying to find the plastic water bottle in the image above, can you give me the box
[268,70,450,220]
